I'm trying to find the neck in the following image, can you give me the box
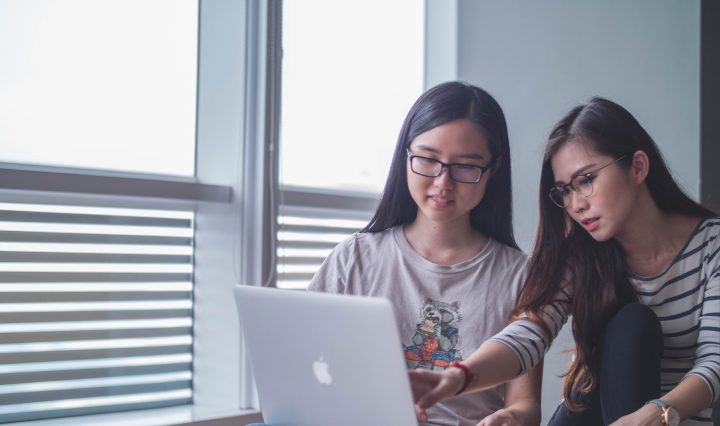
[615,187,698,275]
[403,215,487,265]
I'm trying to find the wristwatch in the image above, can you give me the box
[646,399,680,426]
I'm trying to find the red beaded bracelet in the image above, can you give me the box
[449,362,476,395]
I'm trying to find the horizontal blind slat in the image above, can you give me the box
[0,349,193,368]
[0,243,193,255]
[0,389,192,421]
[0,252,192,263]
[0,310,192,323]
[276,255,328,265]
[0,282,193,292]
[276,240,339,250]
[0,202,195,423]
[0,272,192,282]
[0,371,192,395]
[0,381,192,405]
[0,352,192,373]
[0,211,192,228]
[0,231,192,245]
[0,318,193,333]
[278,223,364,234]
[0,300,193,312]
[0,336,193,354]
[276,191,374,290]
[1,327,192,344]
[0,293,191,304]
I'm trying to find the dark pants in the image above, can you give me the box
[548,303,663,426]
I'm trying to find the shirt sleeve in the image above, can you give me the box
[685,256,720,404]
[307,234,356,294]
[489,286,572,375]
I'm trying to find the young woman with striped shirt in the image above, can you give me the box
[410,97,719,425]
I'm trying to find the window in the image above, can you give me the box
[0,1,248,423]
[276,0,425,289]
[0,0,198,177]
[0,0,429,422]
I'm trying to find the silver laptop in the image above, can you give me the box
[233,285,418,426]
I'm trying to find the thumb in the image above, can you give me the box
[416,377,457,410]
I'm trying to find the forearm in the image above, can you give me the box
[659,375,713,421]
[500,362,543,425]
[412,340,534,422]
[497,399,542,426]
[463,340,523,392]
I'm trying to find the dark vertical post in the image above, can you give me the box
[701,0,720,212]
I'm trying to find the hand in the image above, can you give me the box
[477,408,523,426]
[609,403,663,426]
[409,368,464,423]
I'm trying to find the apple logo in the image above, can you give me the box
[312,356,333,385]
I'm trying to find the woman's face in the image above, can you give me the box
[550,140,639,241]
[406,119,493,227]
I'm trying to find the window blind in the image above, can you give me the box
[276,188,378,290]
[0,202,194,423]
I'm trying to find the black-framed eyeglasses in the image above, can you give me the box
[548,155,628,208]
[406,149,490,184]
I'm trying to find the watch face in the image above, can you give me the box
[664,407,680,426]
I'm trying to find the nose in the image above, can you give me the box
[433,167,454,189]
[568,189,588,213]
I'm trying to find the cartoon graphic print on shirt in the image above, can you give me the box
[404,297,463,371]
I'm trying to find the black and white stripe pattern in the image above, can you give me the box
[491,218,720,425]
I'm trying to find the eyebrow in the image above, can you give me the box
[412,144,487,161]
[553,163,599,185]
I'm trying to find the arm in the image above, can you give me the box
[611,376,713,425]
[412,289,571,422]
[478,361,544,426]
[612,266,720,425]
[411,340,530,423]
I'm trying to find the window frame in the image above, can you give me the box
[0,0,273,422]
[0,0,448,422]
[270,0,434,291]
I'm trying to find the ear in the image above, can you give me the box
[630,150,649,184]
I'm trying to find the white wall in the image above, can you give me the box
[450,1,701,423]
[456,0,700,251]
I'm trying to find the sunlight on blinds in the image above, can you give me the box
[0,202,194,423]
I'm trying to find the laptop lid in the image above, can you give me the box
[233,285,418,426]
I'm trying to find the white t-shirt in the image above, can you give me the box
[309,226,529,426]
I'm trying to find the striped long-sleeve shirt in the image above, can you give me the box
[491,217,720,425]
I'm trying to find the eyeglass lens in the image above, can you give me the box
[549,175,594,207]
[410,156,483,183]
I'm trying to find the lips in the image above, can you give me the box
[429,195,451,207]
[581,217,600,231]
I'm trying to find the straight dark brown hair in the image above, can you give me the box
[514,97,714,410]
[363,81,518,249]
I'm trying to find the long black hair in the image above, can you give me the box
[514,97,715,410]
[362,81,518,249]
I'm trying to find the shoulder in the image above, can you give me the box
[697,216,720,265]
[693,216,720,236]
[332,227,398,259]
[693,216,720,237]
[489,240,529,271]
[350,227,397,246]
[483,241,530,292]
[691,217,720,259]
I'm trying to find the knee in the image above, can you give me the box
[604,303,662,349]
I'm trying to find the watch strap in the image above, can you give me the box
[646,399,670,426]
